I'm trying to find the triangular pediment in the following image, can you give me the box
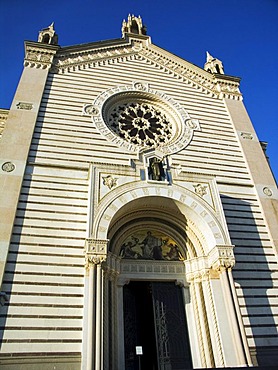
[49,36,241,100]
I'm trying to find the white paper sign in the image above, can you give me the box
[136,346,143,355]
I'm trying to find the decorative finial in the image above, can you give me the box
[38,23,58,45]
[122,14,147,37]
[204,51,224,74]
[206,51,213,62]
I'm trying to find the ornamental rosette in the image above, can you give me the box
[85,82,201,155]
[108,102,172,148]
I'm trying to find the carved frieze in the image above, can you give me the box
[85,238,109,268]
[185,244,235,282]
[47,38,241,100]
[52,44,135,72]
[209,244,235,271]
[24,44,58,69]
[85,238,109,254]
[140,48,242,100]
[121,260,185,276]
[216,80,241,100]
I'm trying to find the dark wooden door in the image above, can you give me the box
[123,281,192,370]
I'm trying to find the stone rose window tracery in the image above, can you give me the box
[108,102,173,148]
[86,84,200,154]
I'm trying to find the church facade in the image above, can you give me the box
[0,15,277,370]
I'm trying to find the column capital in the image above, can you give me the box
[209,244,235,271]
[85,254,106,266]
[85,238,109,269]
[185,245,235,283]
[85,238,109,254]
[186,269,211,283]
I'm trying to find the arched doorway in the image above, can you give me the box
[83,182,247,369]
[105,197,198,369]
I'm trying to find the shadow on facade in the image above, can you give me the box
[0,197,28,347]
[221,194,278,366]
[0,72,54,347]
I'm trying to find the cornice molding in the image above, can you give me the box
[24,41,59,69]
[49,37,242,100]
[51,41,136,73]
[140,46,242,100]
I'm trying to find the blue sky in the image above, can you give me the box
[1,0,277,180]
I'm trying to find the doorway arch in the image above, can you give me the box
[105,195,200,369]
[93,182,231,255]
[83,182,247,369]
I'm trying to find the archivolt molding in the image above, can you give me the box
[92,182,231,254]
[107,209,204,258]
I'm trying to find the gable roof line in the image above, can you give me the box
[47,37,242,100]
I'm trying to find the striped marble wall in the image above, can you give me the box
[1,48,277,361]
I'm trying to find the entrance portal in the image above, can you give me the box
[123,281,193,370]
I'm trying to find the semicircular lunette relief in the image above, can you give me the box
[84,82,200,155]
[119,230,185,261]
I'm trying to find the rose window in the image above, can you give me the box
[107,103,173,147]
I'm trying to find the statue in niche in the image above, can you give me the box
[148,157,165,181]
[119,231,184,261]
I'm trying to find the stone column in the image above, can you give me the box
[82,239,108,370]
[189,274,215,368]
[219,266,247,365]
[83,257,97,370]
[95,262,103,370]
[116,277,130,370]
[186,244,249,367]
[183,284,202,369]
[210,245,249,367]
[102,254,121,369]
[201,272,225,367]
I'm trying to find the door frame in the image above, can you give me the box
[109,259,200,370]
